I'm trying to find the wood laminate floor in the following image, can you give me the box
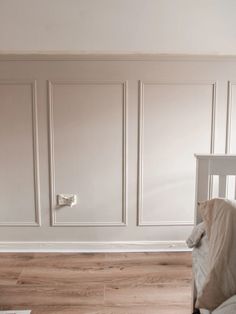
[0,252,192,314]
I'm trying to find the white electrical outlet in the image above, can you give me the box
[57,194,77,207]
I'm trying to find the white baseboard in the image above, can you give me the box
[0,241,189,253]
[0,311,31,314]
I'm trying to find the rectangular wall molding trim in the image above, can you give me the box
[48,80,128,226]
[225,81,236,154]
[0,80,41,227]
[137,80,217,226]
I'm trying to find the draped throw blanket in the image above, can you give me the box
[197,198,236,311]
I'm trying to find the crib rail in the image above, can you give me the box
[195,154,236,224]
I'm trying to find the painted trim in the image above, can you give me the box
[137,81,217,226]
[136,221,194,227]
[210,82,217,154]
[32,80,41,226]
[48,80,128,226]
[1,53,236,61]
[0,80,41,227]
[225,81,236,154]
[0,241,189,253]
[195,154,236,158]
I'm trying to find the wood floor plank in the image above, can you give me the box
[27,252,191,268]
[30,253,106,268]
[0,284,104,307]
[0,305,191,314]
[105,282,191,306]
[104,252,191,265]
[0,253,33,285]
[0,266,23,285]
[17,264,191,285]
[0,253,34,268]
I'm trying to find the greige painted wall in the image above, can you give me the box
[0,57,235,249]
[0,0,235,54]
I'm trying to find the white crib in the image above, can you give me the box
[193,154,236,314]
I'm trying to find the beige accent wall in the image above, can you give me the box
[0,0,235,55]
[0,56,234,249]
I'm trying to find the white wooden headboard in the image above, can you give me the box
[195,154,236,224]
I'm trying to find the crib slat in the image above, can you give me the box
[234,177,236,200]
[219,175,227,198]
[195,158,210,224]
